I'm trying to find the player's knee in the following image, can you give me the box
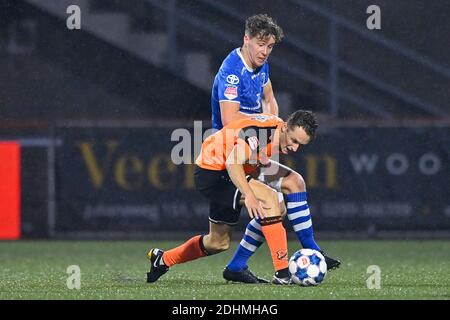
[282,172,306,193]
[260,187,279,209]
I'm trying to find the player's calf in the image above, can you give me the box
[202,233,231,254]
[147,235,214,283]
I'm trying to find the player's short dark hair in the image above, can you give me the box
[245,14,284,43]
[287,110,319,140]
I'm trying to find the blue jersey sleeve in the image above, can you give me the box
[217,69,242,103]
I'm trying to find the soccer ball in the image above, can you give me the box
[288,249,327,286]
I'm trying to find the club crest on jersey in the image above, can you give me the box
[226,74,240,85]
[247,136,259,151]
[224,86,238,100]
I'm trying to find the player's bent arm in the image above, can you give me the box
[225,144,265,219]
[225,144,254,199]
[220,101,252,126]
[262,79,279,116]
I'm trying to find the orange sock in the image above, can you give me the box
[162,235,208,267]
[260,217,289,272]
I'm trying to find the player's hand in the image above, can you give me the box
[245,196,268,220]
[259,152,270,167]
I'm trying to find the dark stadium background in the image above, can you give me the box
[1,0,449,240]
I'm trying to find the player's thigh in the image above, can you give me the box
[208,222,232,242]
[203,221,232,251]
[259,160,306,193]
[258,160,293,192]
[247,179,280,215]
[195,166,245,226]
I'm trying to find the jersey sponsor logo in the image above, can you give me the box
[224,86,238,100]
[226,74,240,85]
[247,136,259,151]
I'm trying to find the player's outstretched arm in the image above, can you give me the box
[220,101,254,126]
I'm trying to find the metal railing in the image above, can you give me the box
[290,0,449,116]
[146,0,449,118]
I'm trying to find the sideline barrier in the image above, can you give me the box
[0,142,21,240]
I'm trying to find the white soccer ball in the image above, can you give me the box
[288,249,327,286]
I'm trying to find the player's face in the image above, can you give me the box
[243,34,276,68]
[279,125,310,155]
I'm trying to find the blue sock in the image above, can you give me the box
[286,192,321,251]
[226,219,265,272]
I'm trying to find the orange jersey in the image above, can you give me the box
[196,114,282,171]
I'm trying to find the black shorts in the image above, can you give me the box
[194,165,251,225]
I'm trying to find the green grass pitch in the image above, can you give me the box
[0,240,449,299]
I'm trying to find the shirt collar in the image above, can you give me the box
[236,48,254,72]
